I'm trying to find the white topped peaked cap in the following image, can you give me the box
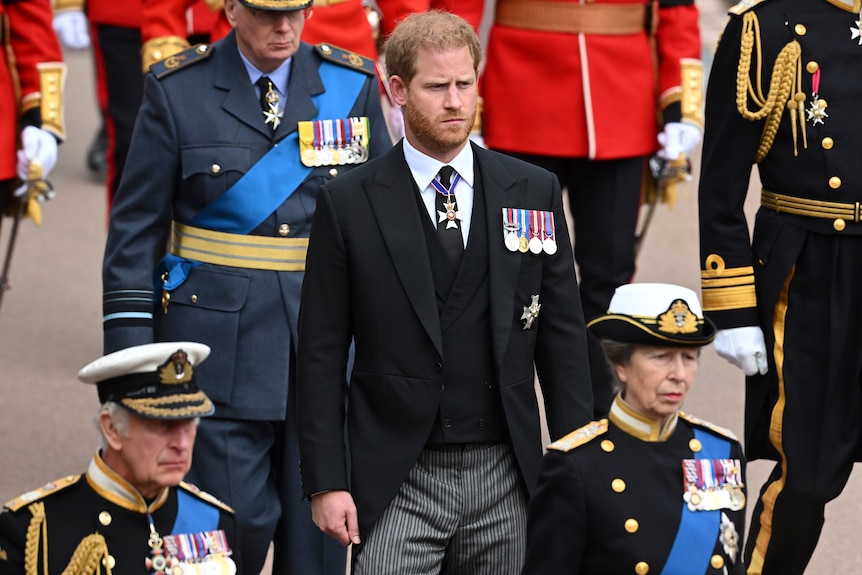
[79,342,215,419]
[587,283,716,346]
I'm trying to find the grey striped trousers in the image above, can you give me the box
[352,441,527,575]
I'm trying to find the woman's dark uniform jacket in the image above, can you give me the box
[521,398,746,575]
[0,459,239,575]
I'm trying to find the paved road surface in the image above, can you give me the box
[2,5,861,572]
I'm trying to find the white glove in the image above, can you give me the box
[714,326,769,376]
[53,10,90,50]
[17,126,58,187]
[656,122,701,160]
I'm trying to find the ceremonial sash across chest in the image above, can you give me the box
[157,60,367,291]
[190,59,367,234]
[660,429,729,575]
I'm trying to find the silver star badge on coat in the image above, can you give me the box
[521,295,541,330]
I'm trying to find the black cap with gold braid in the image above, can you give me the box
[237,0,312,10]
[78,342,215,420]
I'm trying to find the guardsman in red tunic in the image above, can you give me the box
[1,0,65,214]
[481,0,703,418]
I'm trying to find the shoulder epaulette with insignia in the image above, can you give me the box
[150,44,213,79]
[180,481,234,513]
[728,0,771,16]
[3,475,81,512]
[680,412,739,441]
[547,419,609,452]
[314,43,376,76]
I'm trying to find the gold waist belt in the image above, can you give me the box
[761,190,862,226]
[171,222,308,271]
[494,0,648,35]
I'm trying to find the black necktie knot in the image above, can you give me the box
[438,165,455,191]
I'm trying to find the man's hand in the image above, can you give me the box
[656,122,701,161]
[17,127,57,184]
[714,326,769,376]
[53,10,91,50]
[310,490,361,547]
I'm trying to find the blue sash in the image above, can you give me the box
[190,60,367,234]
[172,488,220,535]
[156,60,367,292]
[660,428,730,575]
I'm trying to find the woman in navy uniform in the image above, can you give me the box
[521,283,746,575]
[0,343,239,575]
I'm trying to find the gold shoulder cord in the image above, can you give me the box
[735,11,804,161]
[23,501,110,575]
[24,502,45,575]
[59,534,110,575]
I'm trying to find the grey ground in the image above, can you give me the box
[2,2,860,572]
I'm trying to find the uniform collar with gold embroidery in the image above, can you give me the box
[85,451,170,514]
[609,394,679,442]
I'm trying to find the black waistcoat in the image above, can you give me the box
[416,164,506,444]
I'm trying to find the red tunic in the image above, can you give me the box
[482,0,700,160]
[0,0,63,180]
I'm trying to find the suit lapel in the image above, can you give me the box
[475,145,525,368]
[366,144,443,357]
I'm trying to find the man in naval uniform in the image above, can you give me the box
[100,0,390,572]
[698,0,862,571]
[0,342,239,575]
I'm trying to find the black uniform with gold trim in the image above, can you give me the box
[0,457,238,575]
[521,396,746,575]
[698,0,862,572]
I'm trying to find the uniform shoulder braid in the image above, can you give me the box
[728,0,772,16]
[679,412,739,442]
[180,481,235,513]
[547,419,609,452]
[3,475,82,512]
[150,44,213,79]
[314,43,376,76]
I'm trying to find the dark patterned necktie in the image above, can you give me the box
[256,75,280,130]
[435,165,464,268]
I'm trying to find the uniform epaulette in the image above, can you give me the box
[180,481,234,513]
[150,44,213,79]
[728,0,771,16]
[3,475,81,512]
[547,419,609,452]
[314,43,376,76]
[680,412,739,442]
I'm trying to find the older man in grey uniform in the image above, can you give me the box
[100,0,390,572]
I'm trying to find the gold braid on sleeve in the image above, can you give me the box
[735,11,804,162]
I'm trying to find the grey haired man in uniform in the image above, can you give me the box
[100,0,391,572]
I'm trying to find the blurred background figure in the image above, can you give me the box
[481,0,703,417]
[522,282,746,575]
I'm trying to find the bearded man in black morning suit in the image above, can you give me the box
[296,10,594,575]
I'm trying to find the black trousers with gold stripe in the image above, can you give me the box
[744,212,862,574]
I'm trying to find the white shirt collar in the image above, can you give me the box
[402,137,475,191]
[237,48,292,98]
